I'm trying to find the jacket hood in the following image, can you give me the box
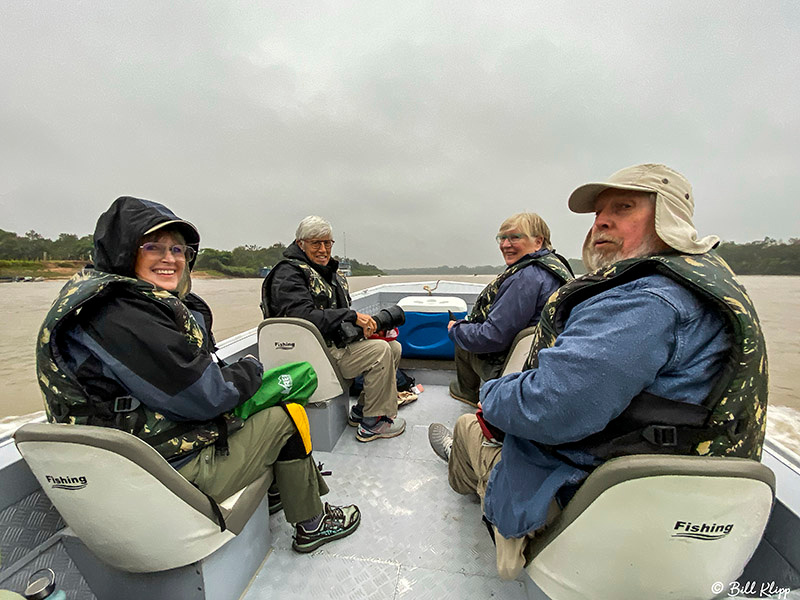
[93,196,200,277]
[283,241,340,274]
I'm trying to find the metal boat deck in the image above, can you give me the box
[243,380,528,600]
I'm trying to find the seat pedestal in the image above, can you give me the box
[306,394,349,452]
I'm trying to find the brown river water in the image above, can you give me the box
[2,275,798,456]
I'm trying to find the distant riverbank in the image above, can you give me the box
[0,260,243,281]
[1,261,505,281]
[4,248,800,281]
[0,259,509,279]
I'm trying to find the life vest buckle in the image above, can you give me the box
[113,396,140,413]
[642,425,678,447]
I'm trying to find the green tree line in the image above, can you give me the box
[0,229,384,277]
[196,244,288,277]
[194,244,383,277]
[0,229,94,261]
[717,238,800,275]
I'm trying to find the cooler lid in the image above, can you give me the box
[397,296,468,313]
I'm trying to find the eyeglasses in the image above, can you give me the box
[495,233,527,245]
[139,242,195,261]
[304,239,335,250]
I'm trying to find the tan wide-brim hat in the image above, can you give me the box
[568,163,719,255]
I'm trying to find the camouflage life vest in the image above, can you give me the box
[36,269,242,461]
[262,258,350,316]
[522,251,767,460]
[467,252,573,364]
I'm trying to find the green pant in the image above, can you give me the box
[178,406,328,524]
[454,345,504,402]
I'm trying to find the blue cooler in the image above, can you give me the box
[396,296,468,359]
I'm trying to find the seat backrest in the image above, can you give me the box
[257,318,346,403]
[525,454,775,600]
[14,423,268,573]
[500,327,535,377]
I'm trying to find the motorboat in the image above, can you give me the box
[1,280,798,599]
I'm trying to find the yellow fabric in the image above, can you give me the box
[285,403,312,454]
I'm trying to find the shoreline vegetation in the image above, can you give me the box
[2,228,800,280]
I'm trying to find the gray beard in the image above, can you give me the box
[582,229,665,272]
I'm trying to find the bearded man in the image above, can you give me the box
[428,164,768,579]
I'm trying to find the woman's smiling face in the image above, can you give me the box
[134,232,186,291]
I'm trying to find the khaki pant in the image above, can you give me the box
[330,339,401,418]
[178,406,328,524]
[448,413,560,580]
[454,345,504,402]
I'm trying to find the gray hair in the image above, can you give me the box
[296,215,333,241]
[499,212,553,250]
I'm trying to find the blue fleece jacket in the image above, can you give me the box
[480,273,731,538]
[448,250,562,354]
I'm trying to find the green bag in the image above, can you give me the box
[234,361,318,420]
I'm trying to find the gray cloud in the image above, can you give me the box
[2,1,798,268]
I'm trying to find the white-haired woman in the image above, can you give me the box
[446,212,574,406]
[262,215,407,443]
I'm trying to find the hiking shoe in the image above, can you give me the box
[449,381,478,408]
[347,404,364,427]
[397,390,418,407]
[292,502,361,553]
[268,489,283,515]
[356,416,406,442]
[428,423,453,462]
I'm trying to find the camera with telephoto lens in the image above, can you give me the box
[335,305,406,346]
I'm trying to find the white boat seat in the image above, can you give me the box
[257,317,348,404]
[524,454,775,600]
[500,326,535,377]
[13,422,270,574]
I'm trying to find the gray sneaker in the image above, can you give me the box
[292,502,361,553]
[428,423,453,462]
[356,416,406,442]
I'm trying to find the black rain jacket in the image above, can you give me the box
[61,197,262,427]
[264,242,357,343]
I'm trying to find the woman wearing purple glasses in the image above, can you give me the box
[35,196,360,553]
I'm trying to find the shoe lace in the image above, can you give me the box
[443,437,453,456]
[326,504,345,522]
[323,503,350,530]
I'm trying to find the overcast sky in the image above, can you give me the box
[2,1,798,269]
